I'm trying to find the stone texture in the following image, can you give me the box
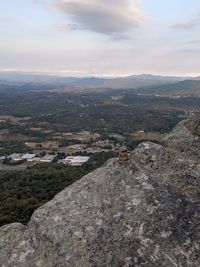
[164,118,200,161]
[1,119,200,267]
[0,223,39,267]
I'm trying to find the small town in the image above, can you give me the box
[0,153,90,166]
[0,137,118,170]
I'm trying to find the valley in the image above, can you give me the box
[0,77,200,226]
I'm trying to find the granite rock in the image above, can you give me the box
[164,118,200,160]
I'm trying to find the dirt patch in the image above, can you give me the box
[0,130,27,142]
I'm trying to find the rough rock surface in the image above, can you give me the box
[1,119,200,267]
[0,223,38,267]
[164,118,200,160]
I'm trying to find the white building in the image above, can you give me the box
[41,155,55,163]
[8,153,22,161]
[29,157,41,162]
[64,156,90,166]
[21,153,36,161]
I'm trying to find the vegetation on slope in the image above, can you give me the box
[0,151,116,227]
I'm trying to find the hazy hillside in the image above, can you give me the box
[0,72,104,87]
[0,72,194,90]
[136,79,200,97]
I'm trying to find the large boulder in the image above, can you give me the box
[1,119,200,267]
[164,118,200,160]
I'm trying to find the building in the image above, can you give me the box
[64,156,90,166]
[40,154,55,163]
[8,153,22,161]
[21,153,36,161]
[28,157,41,162]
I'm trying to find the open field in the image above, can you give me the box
[0,86,199,157]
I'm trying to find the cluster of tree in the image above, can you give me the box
[0,151,116,227]
[0,141,29,156]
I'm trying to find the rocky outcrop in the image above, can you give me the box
[1,119,200,267]
[164,118,200,160]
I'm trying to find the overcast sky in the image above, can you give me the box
[1,0,200,77]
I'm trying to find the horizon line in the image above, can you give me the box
[0,69,199,79]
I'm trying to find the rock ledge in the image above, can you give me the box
[1,119,200,267]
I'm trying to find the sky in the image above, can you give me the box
[0,0,200,77]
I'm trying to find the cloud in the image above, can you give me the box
[54,0,146,35]
[57,22,78,31]
[172,16,200,29]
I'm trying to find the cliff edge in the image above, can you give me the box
[1,119,200,267]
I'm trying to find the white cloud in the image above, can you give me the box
[54,0,147,35]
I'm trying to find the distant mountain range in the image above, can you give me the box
[135,79,200,97]
[0,72,104,87]
[101,74,195,89]
[0,72,200,96]
[0,71,199,88]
